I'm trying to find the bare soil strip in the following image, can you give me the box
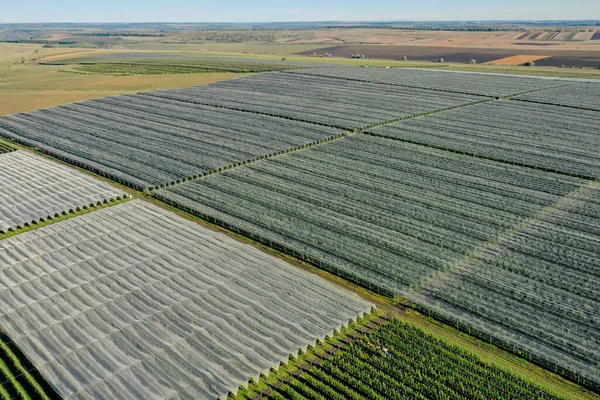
[484,55,552,65]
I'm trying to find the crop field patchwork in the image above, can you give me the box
[154,134,600,389]
[261,319,562,400]
[282,67,568,97]
[0,151,127,234]
[0,200,373,400]
[0,95,342,190]
[144,72,485,129]
[513,82,600,111]
[369,100,600,179]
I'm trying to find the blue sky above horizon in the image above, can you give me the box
[2,1,599,23]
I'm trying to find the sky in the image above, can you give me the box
[1,0,599,23]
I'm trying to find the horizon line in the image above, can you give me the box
[1,19,600,24]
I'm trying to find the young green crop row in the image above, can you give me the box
[0,333,55,400]
[265,319,562,400]
[0,142,14,154]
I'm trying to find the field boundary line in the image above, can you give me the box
[139,92,353,130]
[498,83,576,99]
[147,97,495,191]
[363,131,597,181]
[509,97,600,112]
[145,132,348,191]
[352,98,495,133]
[0,196,131,240]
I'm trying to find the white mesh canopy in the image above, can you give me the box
[0,151,127,233]
[0,200,373,399]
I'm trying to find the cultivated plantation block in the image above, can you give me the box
[0,200,373,399]
[155,134,600,388]
[370,100,600,179]
[0,95,342,190]
[282,67,567,97]
[513,81,600,111]
[145,72,484,129]
[0,151,127,234]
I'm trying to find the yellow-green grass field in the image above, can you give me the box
[0,43,249,115]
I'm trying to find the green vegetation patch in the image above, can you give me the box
[43,57,302,75]
[72,63,228,75]
[0,141,15,154]
[257,319,564,400]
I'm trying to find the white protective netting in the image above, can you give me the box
[0,151,128,233]
[0,200,373,399]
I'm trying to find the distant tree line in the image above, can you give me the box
[0,39,77,44]
[324,25,524,32]
[73,32,166,37]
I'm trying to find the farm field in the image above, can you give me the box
[0,95,342,190]
[514,82,600,111]
[145,72,484,129]
[294,44,600,67]
[2,42,599,117]
[0,59,599,399]
[369,100,600,179]
[40,55,312,75]
[534,56,600,69]
[283,66,568,97]
[249,318,563,400]
[0,200,373,399]
[0,330,57,399]
[122,42,326,54]
[154,134,600,390]
[0,150,127,234]
[37,47,600,80]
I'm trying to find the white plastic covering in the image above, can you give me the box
[0,200,373,399]
[0,151,127,233]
